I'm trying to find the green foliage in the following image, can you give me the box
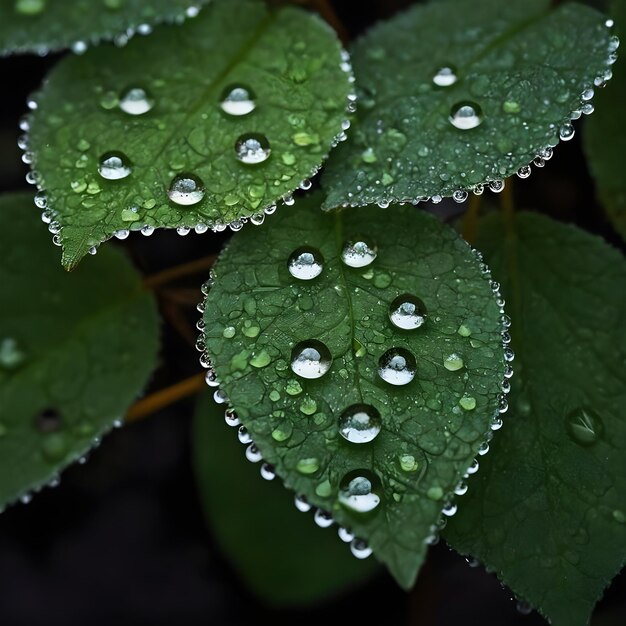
[445,212,626,626]
[0,192,159,509]
[585,0,626,242]
[322,0,614,209]
[193,392,379,604]
[200,192,506,588]
[0,0,209,56]
[27,0,352,268]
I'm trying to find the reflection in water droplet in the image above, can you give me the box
[339,404,381,444]
[566,408,603,446]
[339,470,381,513]
[341,237,377,268]
[168,173,205,205]
[449,101,483,130]
[98,151,132,180]
[287,246,324,280]
[432,66,457,87]
[389,294,427,330]
[378,347,416,385]
[220,84,256,116]
[237,425,252,444]
[235,133,271,164]
[290,340,332,379]
[119,87,154,115]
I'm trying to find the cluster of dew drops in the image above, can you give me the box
[195,227,514,559]
[355,20,619,210]
[19,21,356,252]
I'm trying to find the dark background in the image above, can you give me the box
[0,1,624,625]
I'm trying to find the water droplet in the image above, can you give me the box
[566,408,603,446]
[442,502,457,516]
[350,538,372,559]
[314,509,334,528]
[378,347,416,386]
[168,173,205,206]
[453,189,468,203]
[399,454,418,472]
[613,509,626,524]
[235,133,271,164]
[341,237,377,268]
[237,425,252,444]
[559,123,575,141]
[0,337,27,370]
[220,84,256,116]
[98,151,132,180]
[427,486,444,501]
[287,247,324,280]
[389,294,427,330]
[338,527,354,543]
[119,87,154,115]
[260,463,275,480]
[290,340,332,379]
[245,443,262,463]
[339,404,381,444]
[432,65,457,87]
[517,165,532,178]
[443,353,464,371]
[449,101,483,130]
[459,395,476,411]
[15,0,46,16]
[294,494,311,512]
[224,408,240,427]
[339,470,381,513]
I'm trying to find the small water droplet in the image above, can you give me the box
[389,294,427,330]
[224,408,240,427]
[443,353,464,371]
[559,123,575,141]
[290,340,332,379]
[449,101,483,130]
[260,463,275,480]
[314,509,334,528]
[432,65,457,87]
[338,527,354,543]
[442,501,457,516]
[235,133,271,164]
[517,165,532,178]
[220,84,256,116]
[168,173,205,205]
[0,337,27,370]
[350,538,372,559]
[15,0,46,16]
[98,151,132,180]
[237,425,252,444]
[341,237,377,268]
[378,347,416,386]
[339,404,381,444]
[288,247,324,280]
[339,470,381,513]
[399,454,418,472]
[566,408,603,446]
[294,494,311,512]
[119,87,154,115]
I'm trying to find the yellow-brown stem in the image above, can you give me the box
[144,254,217,290]
[125,373,206,423]
[461,194,482,244]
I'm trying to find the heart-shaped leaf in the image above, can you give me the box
[444,212,626,626]
[27,0,353,268]
[0,192,159,510]
[321,0,615,209]
[0,0,209,56]
[200,193,508,588]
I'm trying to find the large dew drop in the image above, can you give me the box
[339,470,381,513]
[566,407,603,446]
[98,151,132,180]
[341,237,377,268]
[287,247,324,280]
[220,84,256,116]
[168,173,205,206]
[235,133,271,164]
[378,347,416,385]
[389,294,427,330]
[290,340,332,379]
[432,65,457,87]
[119,87,154,115]
[449,101,483,130]
[339,404,381,444]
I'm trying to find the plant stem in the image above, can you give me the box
[125,373,206,423]
[501,179,515,222]
[144,254,216,290]
[311,0,349,43]
[461,194,482,244]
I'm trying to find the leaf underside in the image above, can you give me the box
[0,192,159,509]
[444,212,626,626]
[584,0,626,242]
[28,0,352,268]
[201,193,506,588]
[322,0,614,209]
[0,0,209,56]
[193,393,379,605]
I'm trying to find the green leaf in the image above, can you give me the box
[0,192,159,510]
[444,212,626,626]
[27,0,353,269]
[200,192,507,588]
[584,0,626,242]
[321,0,615,209]
[192,392,379,605]
[0,0,209,56]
